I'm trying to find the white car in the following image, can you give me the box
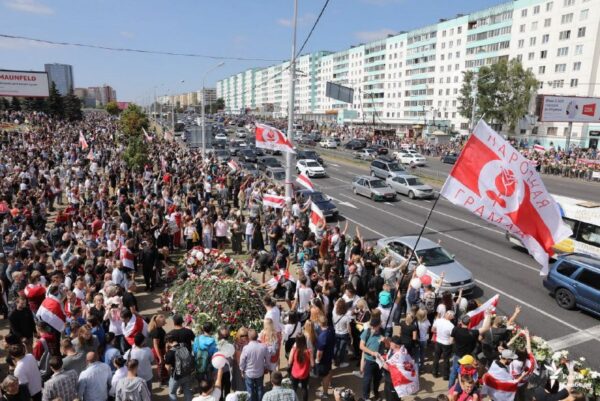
[395,152,427,166]
[215,133,228,141]
[319,138,337,149]
[296,159,326,178]
[236,130,247,139]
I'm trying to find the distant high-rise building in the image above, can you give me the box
[87,85,117,106]
[44,63,74,95]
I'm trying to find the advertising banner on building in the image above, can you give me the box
[0,70,50,98]
[539,95,600,122]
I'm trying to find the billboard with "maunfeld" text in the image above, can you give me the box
[539,95,600,123]
[0,69,50,98]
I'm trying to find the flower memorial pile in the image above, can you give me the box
[167,247,267,332]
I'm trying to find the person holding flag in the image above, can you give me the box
[382,336,419,401]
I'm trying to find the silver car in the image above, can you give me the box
[352,175,396,201]
[375,236,475,295]
[353,149,377,160]
[386,175,436,199]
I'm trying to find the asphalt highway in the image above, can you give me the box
[280,152,600,368]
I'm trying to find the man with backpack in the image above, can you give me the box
[193,322,218,382]
[165,334,194,401]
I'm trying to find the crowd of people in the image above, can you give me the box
[0,109,589,401]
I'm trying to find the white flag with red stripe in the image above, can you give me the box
[296,173,314,191]
[440,120,572,275]
[86,149,94,160]
[143,127,153,143]
[483,357,533,401]
[262,194,286,209]
[466,294,499,329]
[37,296,67,332]
[386,347,419,397]
[120,244,135,270]
[255,123,295,154]
[79,131,89,150]
[309,202,325,233]
[533,144,545,152]
[228,160,240,171]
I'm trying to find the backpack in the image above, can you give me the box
[173,344,194,378]
[193,338,212,377]
[422,291,436,314]
[38,338,52,382]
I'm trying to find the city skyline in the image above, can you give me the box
[0,0,503,102]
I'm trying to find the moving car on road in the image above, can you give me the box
[257,156,282,171]
[264,167,286,185]
[344,139,367,150]
[213,149,231,164]
[353,148,377,161]
[295,189,338,220]
[369,144,389,155]
[296,150,324,165]
[543,253,600,315]
[370,159,408,179]
[236,129,248,139]
[240,162,259,177]
[375,236,475,295]
[395,151,427,166]
[386,175,436,199]
[352,175,396,201]
[319,138,338,149]
[238,149,258,163]
[296,159,326,178]
[441,153,459,164]
[215,132,228,141]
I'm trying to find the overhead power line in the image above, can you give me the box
[0,33,284,62]
[296,0,332,57]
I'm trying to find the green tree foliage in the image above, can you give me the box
[64,91,83,121]
[122,134,149,171]
[118,104,149,137]
[23,97,47,113]
[105,101,121,116]
[10,97,21,111]
[0,98,9,111]
[457,59,538,133]
[46,82,64,119]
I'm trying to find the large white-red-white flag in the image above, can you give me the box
[483,355,534,401]
[466,294,499,329]
[37,296,67,333]
[255,123,295,154]
[296,173,314,191]
[263,194,286,209]
[228,160,240,171]
[79,131,89,150]
[386,347,419,397]
[440,120,572,274]
[309,202,325,233]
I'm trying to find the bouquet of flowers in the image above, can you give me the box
[531,336,553,364]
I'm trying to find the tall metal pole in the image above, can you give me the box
[202,84,206,157]
[565,121,573,152]
[285,0,298,208]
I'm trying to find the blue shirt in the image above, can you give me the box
[103,346,121,372]
[316,327,335,366]
[77,361,112,401]
[360,328,383,362]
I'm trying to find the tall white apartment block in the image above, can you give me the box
[217,0,600,147]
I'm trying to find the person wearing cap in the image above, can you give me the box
[359,317,384,401]
[448,308,493,388]
[376,290,399,337]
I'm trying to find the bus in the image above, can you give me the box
[507,195,600,258]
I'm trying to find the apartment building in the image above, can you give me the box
[217,0,600,147]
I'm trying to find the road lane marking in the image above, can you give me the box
[339,193,540,274]
[328,177,348,184]
[546,325,600,349]
[329,163,340,167]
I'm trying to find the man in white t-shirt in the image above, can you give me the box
[10,345,43,400]
[432,310,455,380]
[193,367,223,401]
[263,296,282,333]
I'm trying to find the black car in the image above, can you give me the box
[369,144,389,155]
[441,153,458,164]
[296,150,324,165]
[238,149,258,163]
[306,132,322,142]
[257,156,283,171]
[344,139,367,150]
[213,139,227,149]
[295,189,338,220]
[297,137,317,146]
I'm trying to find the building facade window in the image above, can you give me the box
[540,50,548,58]
[534,5,540,14]
[580,9,589,20]
[573,61,581,71]
[542,34,550,43]
[539,66,546,74]
[570,79,578,87]
[557,47,569,56]
[546,1,553,11]
[530,37,536,46]
[555,63,566,72]
[561,13,573,24]
[578,27,586,37]
[575,44,583,55]
[559,30,571,40]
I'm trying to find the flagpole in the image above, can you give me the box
[285,0,298,209]
[383,193,442,332]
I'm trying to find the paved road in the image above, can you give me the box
[275,152,600,369]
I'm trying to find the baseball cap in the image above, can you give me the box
[501,349,518,360]
[379,291,392,306]
[458,355,475,365]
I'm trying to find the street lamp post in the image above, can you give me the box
[285,0,298,208]
[202,62,225,157]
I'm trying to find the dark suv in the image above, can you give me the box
[344,139,367,150]
[543,253,600,315]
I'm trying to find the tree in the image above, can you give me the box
[46,82,64,119]
[63,91,83,121]
[210,97,225,114]
[457,59,538,133]
[123,135,149,171]
[105,101,121,116]
[10,97,21,111]
[119,104,149,137]
[0,97,10,111]
[23,97,46,113]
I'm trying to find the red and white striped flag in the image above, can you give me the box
[386,347,419,397]
[440,120,572,274]
[79,131,89,150]
[263,194,286,209]
[533,144,545,152]
[37,296,67,332]
[296,173,314,191]
[86,149,94,161]
[483,355,534,401]
[228,160,240,171]
[120,244,135,270]
[309,202,325,233]
[466,294,499,329]
[255,123,295,154]
[143,127,153,143]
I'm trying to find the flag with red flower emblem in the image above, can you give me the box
[255,123,295,154]
[386,347,419,397]
[440,120,572,274]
